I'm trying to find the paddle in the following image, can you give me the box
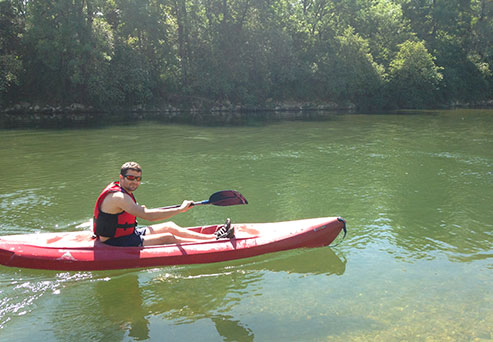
[161,190,248,209]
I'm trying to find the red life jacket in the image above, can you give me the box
[93,182,137,238]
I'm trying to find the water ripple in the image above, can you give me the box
[0,272,94,329]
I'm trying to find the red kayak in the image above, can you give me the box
[0,217,346,271]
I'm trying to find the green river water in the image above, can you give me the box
[0,109,492,341]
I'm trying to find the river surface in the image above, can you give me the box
[0,109,492,341]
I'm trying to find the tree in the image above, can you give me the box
[433,33,490,104]
[0,0,492,112]
[317,27,385,110]
[355,0,414,66]
[388,40,443,108]
[0,0,24,104]
[21,0,105,105]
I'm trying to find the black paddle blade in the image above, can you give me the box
[208,190,248,206]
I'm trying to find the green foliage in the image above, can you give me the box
[388,40,443,108]
[88,44,154,108]
[0,0,492,111]
[316,27,385,109]
[0,0,23,104]
[20,0,105,104]
[0,55,21,93]
[433,33,490,104]
[355,0,414,65]
[398,0,492,105]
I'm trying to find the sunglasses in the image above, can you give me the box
[123,174,142,181]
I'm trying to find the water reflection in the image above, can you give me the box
[237,247,346,276]
[43,248,346,341]
[95,275,150,340]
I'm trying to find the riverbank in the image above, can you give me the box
[0,101,356,128]
[1,100,492,128]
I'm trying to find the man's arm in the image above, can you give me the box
[109,192,193,221]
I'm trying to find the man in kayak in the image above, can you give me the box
[93,161,234,247]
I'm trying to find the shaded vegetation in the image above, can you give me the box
[0,0,492,112]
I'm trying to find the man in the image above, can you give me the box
[93,161,234,247]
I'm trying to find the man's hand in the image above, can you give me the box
[179,200,195,212]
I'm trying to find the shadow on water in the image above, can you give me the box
[0,109,348,129]
[234,246,347,276]
[13,247,347,341]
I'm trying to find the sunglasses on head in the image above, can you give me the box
[123,174,142,181]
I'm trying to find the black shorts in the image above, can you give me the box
[102,228,147,247]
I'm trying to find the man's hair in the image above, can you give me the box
[120,161,142,175]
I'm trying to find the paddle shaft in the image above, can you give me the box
[160,190,247,210]
[161,200,209,210]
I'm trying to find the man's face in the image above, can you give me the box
[120,169,142,193]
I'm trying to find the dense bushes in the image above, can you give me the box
[388,40,443,108]
[1,0,492,111]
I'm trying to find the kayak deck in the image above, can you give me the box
[0,217,346,271]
